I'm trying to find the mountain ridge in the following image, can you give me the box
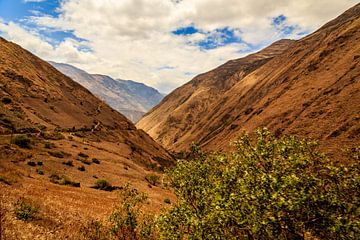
[49,61,164,123]
[137,3,360,159]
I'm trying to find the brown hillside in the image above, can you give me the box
[137,3,360,158]
[0,37,174,238]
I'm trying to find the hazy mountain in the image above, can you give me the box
[49,62,164,122]
[137,4,360,159]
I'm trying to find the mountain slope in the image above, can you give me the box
[137,39,295,149]
[0,36,175,237]
[49,62,164,123]
[137,3,360,157]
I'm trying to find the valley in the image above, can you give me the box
[0,2,359,239]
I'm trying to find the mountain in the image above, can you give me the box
[0,36,175,237]
[137,3,360,158]
[49,62,164,123]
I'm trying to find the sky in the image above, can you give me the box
[0,0,358,93]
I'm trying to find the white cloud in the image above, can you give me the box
[1,0,358,93]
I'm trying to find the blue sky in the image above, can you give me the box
[0,0,358,93]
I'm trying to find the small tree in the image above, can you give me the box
[109,184,148,239]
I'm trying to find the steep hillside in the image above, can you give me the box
[137,39,295,149]
[49,62,164,123]
[137,3,360,157]
[0,37,174,238]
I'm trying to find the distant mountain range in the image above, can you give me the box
[49,62,164,122]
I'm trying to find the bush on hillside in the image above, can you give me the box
[157,128,360,239]
[14,198,39,221]
[12,135,32,149]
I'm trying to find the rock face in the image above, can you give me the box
[0,37,172,167]
[49,62,164,123]
[137,3,360,158]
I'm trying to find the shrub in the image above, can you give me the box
[78,152,89,158]
[14,198,39,221]
[62,160,74,167]
[79,220,108,240]
[37,161,43,166]
[79,159,92,165]
[40,131,64,140]
[12,135,32,149]
[27,161,36,167]
[92,158,100,164]
[36,169,44,175]
[109,184,148,238]
[78,166,85,171]
[164,198,171,204]
[44,142,55,149]
[1,97,12,104]
[78,185,155,239]
[145,174,160,186]
[92,179,115,191]
[49,174,80,187]
[157,129,360,240]
[48,151,69,158]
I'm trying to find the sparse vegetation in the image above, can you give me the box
[78,166,86,171]
[79,184,156,239]
[62,160,74,167]
[40,131,65,140]
[80,159,92,165]
[78,152,89,158]
[48,151,69,158]
[79,220,108,240]
[12,135,32,149]
[1,97,12,104]
[49,174,80,187]
[92,179,117,192]
[13,198,39,221]
[145,174,160,186]
[92,158,100,164]
[44,141,55,149]
[0,175,16,185]
[27,161,36,167]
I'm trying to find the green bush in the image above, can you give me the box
[164,198,171,204]
[145,174,160,186]
[12,135,32,149]
[36,169,44,175]
[157,129,360,240]
[78,185,155,239]
[14,198,39,221]
[109,184,148,239]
